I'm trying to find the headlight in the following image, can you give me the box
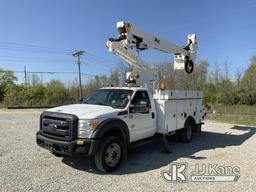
[78,119,98,138]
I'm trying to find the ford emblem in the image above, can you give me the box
[48,123,57,129]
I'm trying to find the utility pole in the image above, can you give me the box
[24,66,27,88]
[73,50,85,101]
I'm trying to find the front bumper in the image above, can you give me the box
[36,132,100,156]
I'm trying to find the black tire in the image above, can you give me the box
[185,59,194,74]
[179,121,194,143]
[94,136,123,173]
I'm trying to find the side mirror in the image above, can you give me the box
[129,102,149,113]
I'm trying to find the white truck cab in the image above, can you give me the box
[36,87,206,172]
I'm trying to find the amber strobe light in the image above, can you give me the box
[159,82,167,90]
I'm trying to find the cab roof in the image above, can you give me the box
[100,86,148,91]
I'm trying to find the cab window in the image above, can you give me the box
[131,91,151,108]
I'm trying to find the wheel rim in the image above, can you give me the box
[105,143,121,167]
[186,124,192,140]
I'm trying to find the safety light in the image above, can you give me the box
[76,140,84,145]
[159,82,167,90]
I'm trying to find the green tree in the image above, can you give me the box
[45,80,68,106]
[239,55,256,105]
[0,69,17,101]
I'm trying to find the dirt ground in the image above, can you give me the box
[0,109,255,192]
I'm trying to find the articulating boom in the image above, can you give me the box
[106,21,197,76]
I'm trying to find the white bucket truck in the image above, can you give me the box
[36,21,206,172]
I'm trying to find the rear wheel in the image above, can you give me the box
[94,136,123,173]
[179,121,194,143]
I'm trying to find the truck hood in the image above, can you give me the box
[46,104,122,119]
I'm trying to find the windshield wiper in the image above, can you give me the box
[95,102,107,106]
[109,104,121,109]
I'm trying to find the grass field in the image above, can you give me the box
[207,114,256,126]
[208,104,256,115]
[206,104,256,126]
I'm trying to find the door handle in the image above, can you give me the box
[152,112,155,119]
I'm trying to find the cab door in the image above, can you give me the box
[128,91,155,142]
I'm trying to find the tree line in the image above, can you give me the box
[0,55,256,108]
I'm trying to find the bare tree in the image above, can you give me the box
[235,68,242,87]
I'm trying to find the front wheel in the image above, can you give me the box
[94,136,123,173]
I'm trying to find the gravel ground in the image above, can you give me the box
[0,109,255,192]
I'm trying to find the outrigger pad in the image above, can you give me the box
[160,134,172,154]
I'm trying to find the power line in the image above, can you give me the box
[0,70,93,76]
[86,51,117,64]
[0,45,69,54]
[0,59,72,65]
[0,41,117,63]
[81,61,110,70]
[0,57,113,73]
[0,55,73,62]
[85,57,115,66]
[0,57,113,76]
[87,54,118,67]
[0,55,112,66]
[0,41,72,52]
[0,42,71,56]
[0,41,119,66]
[0,41,122,82]
[0,47,70,55]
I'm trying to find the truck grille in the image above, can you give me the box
[40,112,78,141]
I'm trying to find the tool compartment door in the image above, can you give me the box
[176,100,186,129]
[164,100,177,132]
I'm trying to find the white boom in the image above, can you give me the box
[106,21,197,77]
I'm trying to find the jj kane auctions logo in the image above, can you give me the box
[161,163,240,182]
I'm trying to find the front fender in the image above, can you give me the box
[91,118,130,147]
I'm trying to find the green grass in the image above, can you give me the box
[208,104,256,115]
[207,115,256,126]
[0,102,5,108]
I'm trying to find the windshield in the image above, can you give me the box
[82,89,133,109]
